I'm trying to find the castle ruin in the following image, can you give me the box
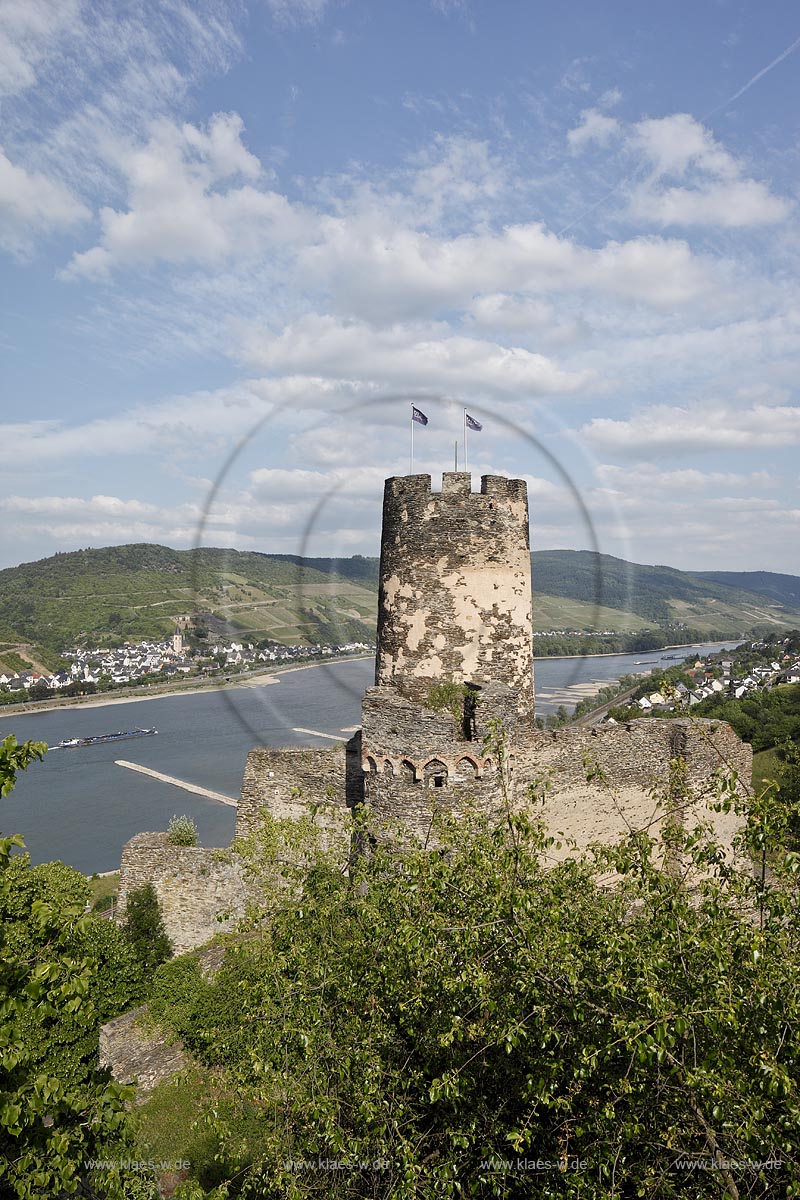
[116,472,750,954]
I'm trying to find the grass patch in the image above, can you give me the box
[752,747,783,793]
[0,651,32,673]
[87,872,119,911]
[133,1065,210,1165]
[134,1064,261,1188]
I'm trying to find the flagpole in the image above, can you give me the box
[463,408,468,472]
[410,406,414,474]
[454,440,458,471]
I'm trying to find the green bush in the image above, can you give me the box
[122,882,172,971]
[167,814,199,846]
[0,734,142,1198]
[145,778,800,1198]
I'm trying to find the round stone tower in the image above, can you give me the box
[374,472,534,722]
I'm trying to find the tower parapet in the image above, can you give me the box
[374,472,534,722]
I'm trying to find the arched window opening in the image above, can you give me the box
[383,759,394,776]
[400,759,416,782]
[365,755,378,774]
[455,756,478,781]
[424,759,448,789]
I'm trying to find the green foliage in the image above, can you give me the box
[133,1066,229,1192]
[0,736,142,1198]
[754,742,800,849]
[167,814,199,846]
[0,651,32,673]
[0,734,47,796]
[147,776,800,1198]
[426,680,478,737]
[694,681,800,752]
[2,857,147,1088]
[122,883,172,972]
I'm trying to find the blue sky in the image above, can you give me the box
[1,0,799,572]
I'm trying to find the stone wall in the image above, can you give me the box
[522,718,750,860]
[375,473,534,721]
[116,834,250,955]
[235,738,362,844]
[99,1005,188,1101]
[360,685,516,837]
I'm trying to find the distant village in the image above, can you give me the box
[605,637,800,723]
[0,625,375,701]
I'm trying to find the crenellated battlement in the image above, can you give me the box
[385,472,527,503]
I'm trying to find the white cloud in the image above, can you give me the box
[0,147,89,254]
[581,403,800,454]
[595,463,772,492]
[630,176,790,229]
[565,110,790,229]
[264,0,330,25]
[467,293,554,331]
[238,313,591,397]
[567,108,620,150]
[0,0,81,96]
[0,494,163,517]
[0,376,386,470]
[303,217,713,320]
[597,87,622,109]
[630,114,791,228]
[63,113,311,279]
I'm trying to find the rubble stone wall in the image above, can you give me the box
[235,738,361,844]
[116,833,249,955]
[99,1005,188,1101]
[522,718,750,859]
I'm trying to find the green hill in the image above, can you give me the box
[0,545,377,661]
[0,545,797,665]
[690,570,800,609]
[266,550,800,637]
[530,551,800,635]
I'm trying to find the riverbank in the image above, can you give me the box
[532,639,742,662]
[0,654,374,718]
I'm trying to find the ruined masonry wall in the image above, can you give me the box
[235,739,362,844]
[524,719,750,859]
[375,474,534,720]
[116,834,250,956]
[99,1005,189,1101]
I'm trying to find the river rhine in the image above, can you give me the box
[1,642,739,872]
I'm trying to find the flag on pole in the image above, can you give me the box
[463,409,481,470]
[410,405,428,472]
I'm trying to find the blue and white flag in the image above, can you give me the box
[412,406,429,425]
[465,413,482,431]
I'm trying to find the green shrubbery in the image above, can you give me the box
[0,735,146,1199]
[143,766,800,1198]
[122,882,172,971]
[167,813,199,846]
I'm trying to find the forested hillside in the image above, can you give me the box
[692,569,800,608]
[0,544,376,659]
[0,544,797,661]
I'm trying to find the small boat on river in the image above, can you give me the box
[51,727,157,750]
